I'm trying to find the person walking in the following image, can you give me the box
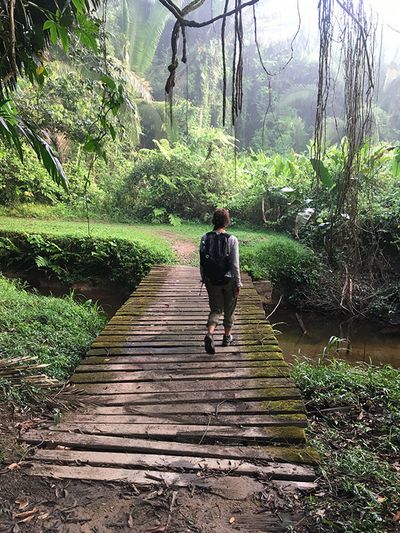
[199,208,242,355]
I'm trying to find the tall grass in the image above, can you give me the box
[0,277,106,404]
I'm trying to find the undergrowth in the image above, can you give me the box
[241,235,320,296]
[0,276,106,405]
[293,359,400,533]
[0,231,174,287]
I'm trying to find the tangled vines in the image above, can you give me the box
[315,0,377,310]
[159,0,259,125]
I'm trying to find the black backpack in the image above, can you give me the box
[200,232,231,285]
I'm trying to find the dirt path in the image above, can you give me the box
[158,230,198,264]
[0,469,310,532]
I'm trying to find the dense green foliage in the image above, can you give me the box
[241,235,319,294]
[0,230,173,287]
[293,359,400,533]
[0,276,105,402]
[113,134,240,222]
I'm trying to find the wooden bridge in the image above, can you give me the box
[22,266,317,489]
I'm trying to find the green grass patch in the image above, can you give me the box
[241,234,320,291]
[0,215,174,257]
[0,276,106,404]
[293,359,400,532]
[0,215,271,249]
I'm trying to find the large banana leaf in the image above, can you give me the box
[125,0,182,77]
[0,99,68,189]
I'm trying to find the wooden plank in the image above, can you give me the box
[87,345,283,356]
[112,318,266,324]
[93,329,276,337]
[100,327,275,335]
[40,423,305,443]
[115,306,264,312]
[95,333,276,341]
[77,353,285,366]
[132,291,256,297]
[23,430,318,464]
[23,463,246,487]
[121,300,260,307]
[75,360,285,373]
[23,464,276,488]
[63,413,307,427]
[31,449,315,480]
[110,315,267,321]
[79,382,301,405]
[74,378,294,395]
[90,339,279,348]
[71,366,288,384]
[85,399,305,415]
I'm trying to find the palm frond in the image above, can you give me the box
[129,1,170,76]
[0,99,68,189]
[0,0,102,91]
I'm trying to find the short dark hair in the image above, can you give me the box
[212,208,231,229]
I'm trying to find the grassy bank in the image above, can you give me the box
[293,360,400,532]
[0,215,174,256]
[0,277,106,405]
[0,212,178,288]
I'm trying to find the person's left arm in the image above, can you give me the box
[230,236,242,292]
[199,235,205,282]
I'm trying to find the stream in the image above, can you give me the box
[272,308,400,368]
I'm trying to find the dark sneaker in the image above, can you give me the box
[204,333,215,355]
[222,334,233,346]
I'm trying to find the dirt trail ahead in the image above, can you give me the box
[158,230,198,264]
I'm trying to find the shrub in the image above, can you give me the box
[293,360,400,532]
[0,231,173,288]
[113,134,240,222]
[241,234,320,292]
[0,143,66,205]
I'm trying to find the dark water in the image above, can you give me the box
[5,271,130,319]
[271,309,400,368]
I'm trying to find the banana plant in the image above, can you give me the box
[0,99,67,189]
[118,0,181,77]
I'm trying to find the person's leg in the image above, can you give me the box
[206,283,224,330]
[205,283,223,354]
[222,280,238,344]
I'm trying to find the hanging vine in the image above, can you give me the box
[160,0,259,126]
[314,0,376,311]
